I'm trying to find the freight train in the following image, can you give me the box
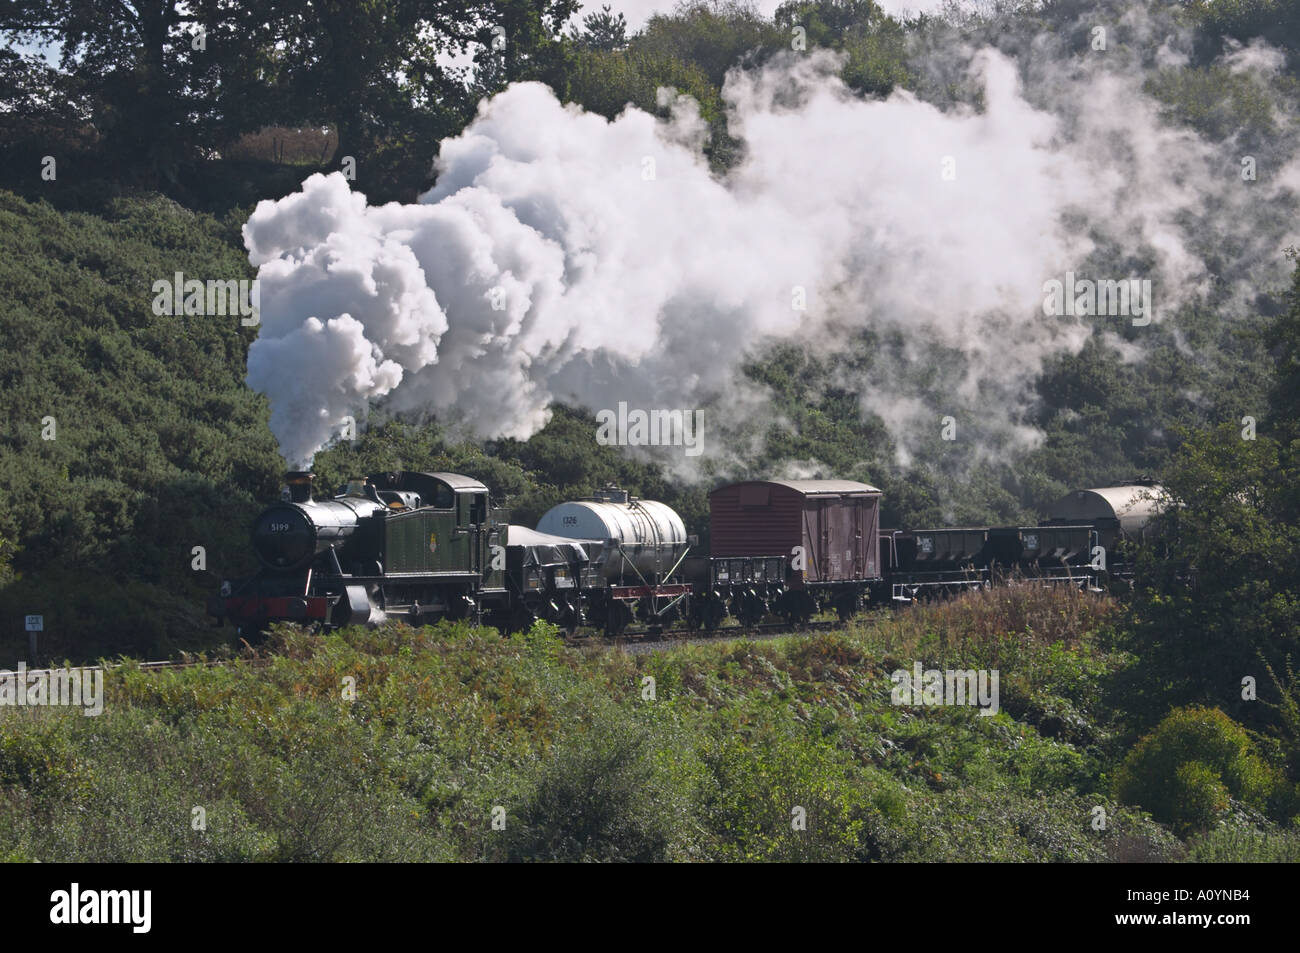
[209,470,1163,639]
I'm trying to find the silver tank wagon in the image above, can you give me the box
[535,486,689,583]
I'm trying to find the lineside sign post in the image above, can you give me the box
[25,614,42,663]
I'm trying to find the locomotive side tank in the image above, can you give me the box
[535,486,688,583]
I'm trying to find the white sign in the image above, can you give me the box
[25,615,43,632]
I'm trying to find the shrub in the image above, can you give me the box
[499,700,706,862]
[1169,761,1231,835]
[1115,707,1275,835]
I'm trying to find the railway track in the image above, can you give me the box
[13,615,865,675]
[10,657,270,678]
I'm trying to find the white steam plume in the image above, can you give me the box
[244,36,1300,469]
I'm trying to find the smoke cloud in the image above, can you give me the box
[243,19,1300,469]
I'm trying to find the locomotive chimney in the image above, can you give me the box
[285,471,315,503]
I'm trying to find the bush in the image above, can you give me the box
[1169,761,1231,835]
[1115,707,1276,835]
[499,698,707,862]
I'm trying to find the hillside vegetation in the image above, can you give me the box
[7,586,1297,862]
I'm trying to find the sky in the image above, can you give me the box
[602,0,949,28]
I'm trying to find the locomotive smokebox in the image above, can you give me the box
[285,471,315,503]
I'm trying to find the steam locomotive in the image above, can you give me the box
[208,470,1163,639]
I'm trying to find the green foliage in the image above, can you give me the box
[1,0,276,184]
[1185,818,1300,862]
[565,45,722,124]
[0,591,1207,861]
[638,1,787,89]
[1260,658,1300,788]
[1146,65,1286,144]
[1184,0,1300,61]
[501,699,707,861]
[0,189,283,662]
[1268,251,1300,435]
[570,4,630,52]
[1172,761,1232,834]
[1114,706,1278,835]
[1118,424,1300,730]
[774,0,912,95]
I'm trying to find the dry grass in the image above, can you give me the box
[858,581,1117,657]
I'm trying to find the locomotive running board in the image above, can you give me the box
[608,583,692,599]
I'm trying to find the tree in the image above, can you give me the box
[570,3,629,52]
[1117,260,1300,734]
[1,0,275,183]
[1115,706,1277,835]
[463,0,581,105]
[1184,0,1300,65]
[1,0,578,199]
[773,0,910,96]
[1267,251,1300,439]
[636,0,785,89]
[1119,424,1300,733]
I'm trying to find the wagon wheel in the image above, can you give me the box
[509,605,536,635]
[702,598,725,632]
[683,595,700,631]
[562,600,583,638]
[737,593,765,627]
[604,601,632,638]
[835,593,860,622]
[779,590,811,626]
